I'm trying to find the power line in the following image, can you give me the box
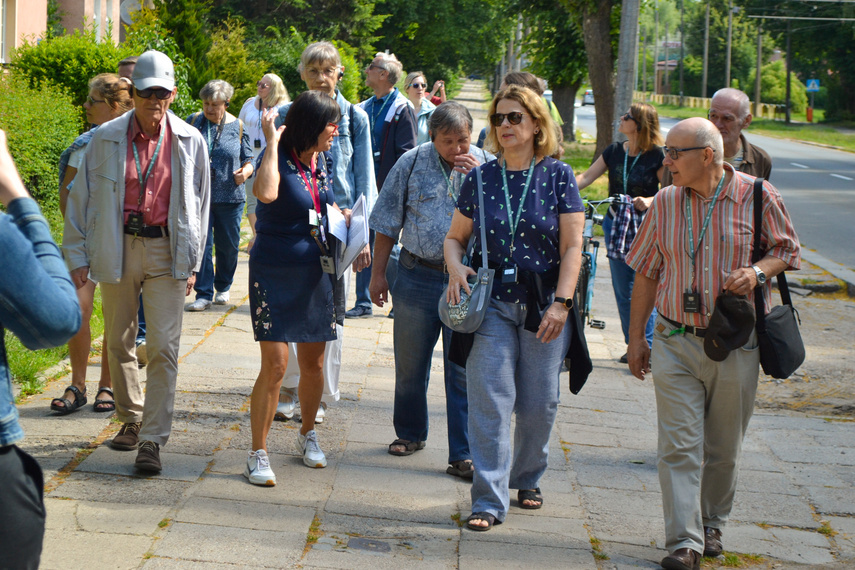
[748,15,855,20]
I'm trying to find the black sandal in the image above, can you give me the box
[466,512,501,532]
[446,459,474,479]
[518,488,544,510]
[50,385,87,415]
[388,438,426,456]
[93,387,116,413]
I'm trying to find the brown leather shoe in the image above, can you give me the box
[660,548,700,570]
[134,441,162,472]
[704,526,723,557]
[111,422,141,450]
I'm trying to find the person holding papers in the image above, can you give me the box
[244,90,347,484]
[369,102,493,478]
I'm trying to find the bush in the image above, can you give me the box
[0,75,80,240]
[205,17,269,109]
[748,60,808,114]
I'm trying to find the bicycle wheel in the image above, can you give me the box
[575,254,592,326]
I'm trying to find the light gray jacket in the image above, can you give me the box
[63,111,210,283]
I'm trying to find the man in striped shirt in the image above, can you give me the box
[625,117,800,570]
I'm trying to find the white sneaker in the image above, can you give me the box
[186,298,212,312]
[213,291,230,305]
[297,430,327,468]
[244,449,276,486]
[315,402,326,424]
[273,388,298,421]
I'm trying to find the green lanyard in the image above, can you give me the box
[622,146,642,195]
[500,156,536,259]
[685,173,727,272]
[434,147,459,201]
[131,120,165,210]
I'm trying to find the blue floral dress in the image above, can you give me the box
[249,150,337,343]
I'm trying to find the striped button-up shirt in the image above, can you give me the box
[626,163,800,328]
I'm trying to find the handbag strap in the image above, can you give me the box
[475,165,489,269]
[752,177,793,334]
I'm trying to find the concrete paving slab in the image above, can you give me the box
[725,523,835,565]
[784,463,853,488]
[827,515,855,561]
[40,530,154,570]
[340,440,456,476]
[736,468,802,496]
[805,485,855,516]
[586,513,665,549]
[459,513,590,548]
[49,472,194,505]
[731,490,820,528]
[175,496,316,532]
[458,539,593,568]
[142,558,239,569]
[75,445,211,482]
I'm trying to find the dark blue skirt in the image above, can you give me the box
[249,257,337,343]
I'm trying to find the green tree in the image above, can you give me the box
[748,59,807,113]
[205,17,269,108]
[47,0,66,38]
[152,0,213,94]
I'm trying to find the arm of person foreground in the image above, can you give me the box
[0,129,81,349]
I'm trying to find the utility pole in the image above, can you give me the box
[614,0,641,139]
[664,22,670,94]
[702,2,710,97]
[754,21,763,117]
[679,0,685,107]
[725,0,734,87]
[654,0,659,95]
[785,21,792,124]
[642,32,648,94]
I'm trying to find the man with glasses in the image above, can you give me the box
[345,52,417,319]
[625,118,799,570]
[63,50,210,473]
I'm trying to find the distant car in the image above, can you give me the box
[582,89,594,106]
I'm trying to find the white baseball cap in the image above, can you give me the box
[132,50,175,91]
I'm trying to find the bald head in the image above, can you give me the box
[664,118,724,189]
[709,88,752,156]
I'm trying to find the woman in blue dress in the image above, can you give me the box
[444,84,585,531]
[244,91,343,485]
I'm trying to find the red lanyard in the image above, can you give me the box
[291,150,321,214]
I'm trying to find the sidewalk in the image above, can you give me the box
[17,239,855,569]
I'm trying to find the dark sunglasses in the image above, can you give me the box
[409,83,427,89]
[256,81,270,88]
[86,95,106,105]
[622,112,640,127]
[135,87,172,100]
[489,111,527,127]
[663,146,710,160]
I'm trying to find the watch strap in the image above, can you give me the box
[554,296,573,309]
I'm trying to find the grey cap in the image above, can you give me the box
[132,50,175,91]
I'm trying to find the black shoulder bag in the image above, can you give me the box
[752,178,805,379]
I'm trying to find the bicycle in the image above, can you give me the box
[574,196,616,330]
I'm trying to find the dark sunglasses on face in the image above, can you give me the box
[257,81,270,88]
[622,112,641,128]
[663,146,710,160]
[489,111,527,126]
[135,87,172,100]
[409,83,427,89]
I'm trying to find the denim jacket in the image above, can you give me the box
[1,198,81,447]
[276,91,377,214]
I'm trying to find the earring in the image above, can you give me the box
[534,129,540,134]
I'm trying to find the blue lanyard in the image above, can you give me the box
[685,173,727,268]
[131,119,165,209]
[622,145,642,195]
[369,92,394,154]
[500,156,536,260]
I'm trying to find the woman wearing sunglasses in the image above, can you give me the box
[575,102,665,361]
[238,74,290,250]
[444,84,585,531]
[244,91,345,485]
[404,71,437,145]
[51,73,134,415]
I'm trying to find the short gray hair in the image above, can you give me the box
[429,102,473,139]
[199,79,234,103]
[711,87,751,120]
[299,41,341,72]
[695,119,724,166]
[373,52,403,86]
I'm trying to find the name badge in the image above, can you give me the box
[502,266,518,284]
[320,256,335,274]
[683,290,700,313]
[254,139,261,149]
[127,212,144,234]
[308,210,320,227]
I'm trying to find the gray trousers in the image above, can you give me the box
[652,314,759,554]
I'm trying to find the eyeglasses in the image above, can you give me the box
[366,63,384,72]
[328,123,339,134]
[409,83,427,89]
[86,95,106,105]
[663,146,710,160]
[135,87,172,100]
[489,112,528,126]
[306,67,339,79]
[256,81,270,89]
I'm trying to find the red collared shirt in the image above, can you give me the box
[626,163,801,328]
[124,113,173,226]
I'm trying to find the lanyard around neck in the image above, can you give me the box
[500,156,536,259]
[206,117,224,156]
[434,147,459,201]
[370,91,394,152]
[622,145,642,195]
[685,173,727,267]
[292,150,322,214]
[131,117,166,209]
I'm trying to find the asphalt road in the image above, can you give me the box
[574,104,855,270]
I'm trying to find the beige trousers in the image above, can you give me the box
[652,314,759,554]
[100,234,187,446]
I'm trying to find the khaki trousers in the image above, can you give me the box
[101,234,187,446]
[652,315,759,554]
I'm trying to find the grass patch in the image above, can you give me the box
[818,521,837,537]
[589,535,609,561]
[306,515,322,544]
[707,552,766,567]
[451,512,464,528]
[9,286,106,398]
[158,518,172,529]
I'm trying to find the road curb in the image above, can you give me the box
[800,249,855,297]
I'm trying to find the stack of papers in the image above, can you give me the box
[325,195,370,278]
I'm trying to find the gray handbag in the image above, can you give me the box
[438,166,495,333]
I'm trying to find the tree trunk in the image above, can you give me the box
[581,0,616,157]
[553,81,582,142]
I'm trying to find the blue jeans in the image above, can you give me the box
[194,202,244,301]
[390,252,469,463]
[353,231,374,309]
[466,299,568,521]
[136,296,146,342]
[603,215,655,346]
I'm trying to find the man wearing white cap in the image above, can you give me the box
[63,50,211,473]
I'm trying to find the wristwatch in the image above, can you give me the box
[752,265,767,286]
[554,296,574,310]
